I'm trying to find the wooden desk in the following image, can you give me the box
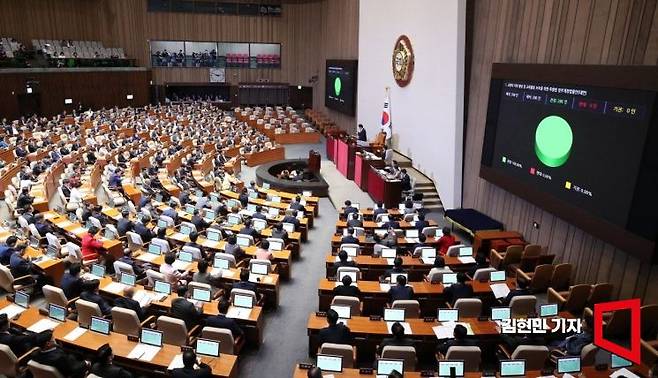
[43,211,123,258]
[274,132,321,144]
[245,147,285,167]
[334,219,438,233]
[367,167,402,209]
[2,301,237,377]
[25,246,66,286]
[330,235,452,255]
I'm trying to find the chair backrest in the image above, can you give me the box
[201,326,235,354]
[0,265,16,292]
[381,346,417,371]
[336,266,360,278]
[529,264,554,293]
[587,283,613,307]
[230,288,257,305]
[352,227,365,237]
[391,300,420,318]
[453,298,482,318]
[509,295,537,318]
[89,217,102,229]
[446,244,465,257]
[330,296,361,316]
[445,346,481,372]
[426,268,452,284]
[75,299,102,327]
[189,281,212,292]
[522,244,542,257]
[151,238,170,253]
[45,233,60,248]
[510,345,549,371]
[319,343,355,368]
[157,315,188,346]
[113,260,135,277]
[339,243,360,252]
[111,306,141,336]
[0,344,18,377]
[472,268,497,281]
[580,343,598,366]
[561,284,592,315]
[126,231,144,251]
[43,285,68,307]
[159,215,175,227]
[641,304,658,340]
[501,245,524,265]
[550,263,572,292]
[27,360,65,378]
[182,246,203,261]
[146,269,165,287]
[421,226,439,237]
[215,253,236,268]
[249,259,272,274]
[605,306,631,340]
[65,242,82,262]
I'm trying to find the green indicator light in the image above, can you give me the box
[334,77,342,96]
[534,115,573,168]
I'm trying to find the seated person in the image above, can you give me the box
[414,213,430,232]
[377,321,416,356]
[10,244,51,290]
[61,263,84,299]
[551,314,594,356]
[114,286,147,321]
[171,286,203,330]
[0,313,51,357]
[317,309,352,347]
[333,250,357,277]
[223,234,244,260]
[160,253,191,287]
[32,330,88,378]
[118,248,146,278]
[425,256,453,281]
[255,240,273,260]
[437,227,457,255]
[411,234,431,256]
[307,367,323,378]
[343,200,358,216]
[192,260,218,288]
[204,298,244,339]
[383,257,406,279]
[282,210,301,229]
[133,215,156,243]
[270,222,288,240]
[185,232,207,260]
[468,253,489,277]
[116,209,134,236]
[238,219,259,238]
[80,279,112,316]
[91,344,133,378]
[81,226,104,261]
[341,227,359,244]
[501,277,531,306]
[388,274,414,302]
[333,274,361,297]
[436,323,477,355]
[191,209,210,231]
[290,196,305,211]
[373,202,387,218]
[171,350,212,378]
[251,205,267,220]
[0,235,19,266]
[382,218,400,230]
[233,268,258,293]
[444,272,473,305]
[346,214,363,228]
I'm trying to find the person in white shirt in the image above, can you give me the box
[67,184,84,211]
[159,253,191,288]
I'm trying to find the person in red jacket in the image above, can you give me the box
[437,226,457,255]
[81,226,104,261]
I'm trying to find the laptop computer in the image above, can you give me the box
[282,223,295,233]
[185,204,195,215]
[338,271,357,282]
[214,257,230,270]
[268,239,283,251]
[227,214,242,226]
[438,360,465,377]
[14,291,29,308]
[557,357,581,375]
[383,308,405,322]
[251,263,268,275]
[154,280,171,295]
[157,219,168,229]
[438,309,459,322]
[317,354,343,373]
[262,182,270,189]
[204,209,215,222]
[148,244,162,255]
[459,247,473,257]
[376,358,404,377]
[442,273,458,286]
[236,236,251,247]
[490,270,506,282]
[206,229,222,242]
[390,273,408,284]
[342,246,358,257]
[381,248,397,258]
[270,196,281,203]
[104,229,115,240]
[90,316,111,335]
[48,303,66,322]
[179,225,192,236]
[91,264,106,278]
[192,288,211,302]
[491,307,511,321]
[499,360,526,377]
[196,338,220,357]
[253,219,267,231]
[178,251,193,262]
[420,248,437,264]
[247,204,257,213]
[611,354,633,369]
[233,294,254,309]
[140,328,163,347]
[540,303,559,318]
[330,305,351,320]
[120,273,136,286]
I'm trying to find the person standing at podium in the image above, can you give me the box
[357,124,367,142]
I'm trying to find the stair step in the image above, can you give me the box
[415,187,436,193]
[423,194,441,200]
[423,199,443,205]
[415,182,435,188]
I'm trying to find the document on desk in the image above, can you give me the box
[379,283,391,292]
[387,321,412,335]
[139,253,157,262]
[335,282,358,287]
[226,306,252,319]
[249,273,265,283]
[0,304,26,318]
[127,343,161,362]
[133,290,153,307]
[610,369,640,378]
[167,354,184,370]
[28,319,61,333]
[172,260,190,270]
[432,322,474,340]
[421,257,435,265]
[103,282,125,294]
[57,220,73,228]
[405,238,419,244]
[458,256,476,264]
[385,258,395,266]
[490,283,511,299]
[63,327,87,341]
[71,226,88,235]
[335,256,354,262]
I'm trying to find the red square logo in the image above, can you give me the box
[593,298,641,364]
[530,167,536,175]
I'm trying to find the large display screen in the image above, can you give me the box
[480,64,658,261]
[325,59,358,116]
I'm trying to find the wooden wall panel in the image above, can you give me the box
[463,0,658,304]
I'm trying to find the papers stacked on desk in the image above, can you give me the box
[133,290,154,307]
[387,321,412,335]
[139,253,158,262]
[458,256,476,264]
[28,318,61,333]
[63,327,87,341]
[103,282,126,294]
[248,273,265,283]
[226,306,252,319]
[490,283,511,299]
[127,343,161,362]
[0,304,26,319]
[167,354,184,370]
[432,322,474,340]
[172,260,190,270]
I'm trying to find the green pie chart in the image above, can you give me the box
[334,77,342,96]
[534,115,573,168]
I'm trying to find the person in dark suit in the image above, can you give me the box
[384,257,406,278]
[90,344,133,378]
[357,124,367,142]
[317,309,352,347]
[251,205,267,220]
[282,210,301,229]
[232,268,258,292]
[80,279,112,316]
[238,219,259,238]
[343,200,358,217]
[400,169,412,192]
[307,367,323,378]
[290,196,305,211]
[223,235,244,261]
[133,215,156,243]
[0,314,51,357]
[388,274,414,303]
[270,222,288,240]
[501,277,531,306]
[32,330,88,378]
[204,298,244,338]
[238,188,249,207]
[373,202,387,218]
[468,253,490,278]
[162,200,179,221]
[114,287,146,321]
[33,213,54,237]
[436,324,477,355]
[171,350,212,378]
[333,250,357,277]
[116,209,134,236]
[61,263,84,299]
[383,218,401,230]
[377,321,416,355]
[191,209,210,231]
[346,214,363,228]
[0,235,18,265]
[444,272,474,305]
[341,227,359,244]
[333,275,361,297]
[185,232,207,260]
[171,286,203,330]
[414,213,430,232]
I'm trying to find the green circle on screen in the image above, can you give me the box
[534,115,573,168]
[334,77,342,96]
